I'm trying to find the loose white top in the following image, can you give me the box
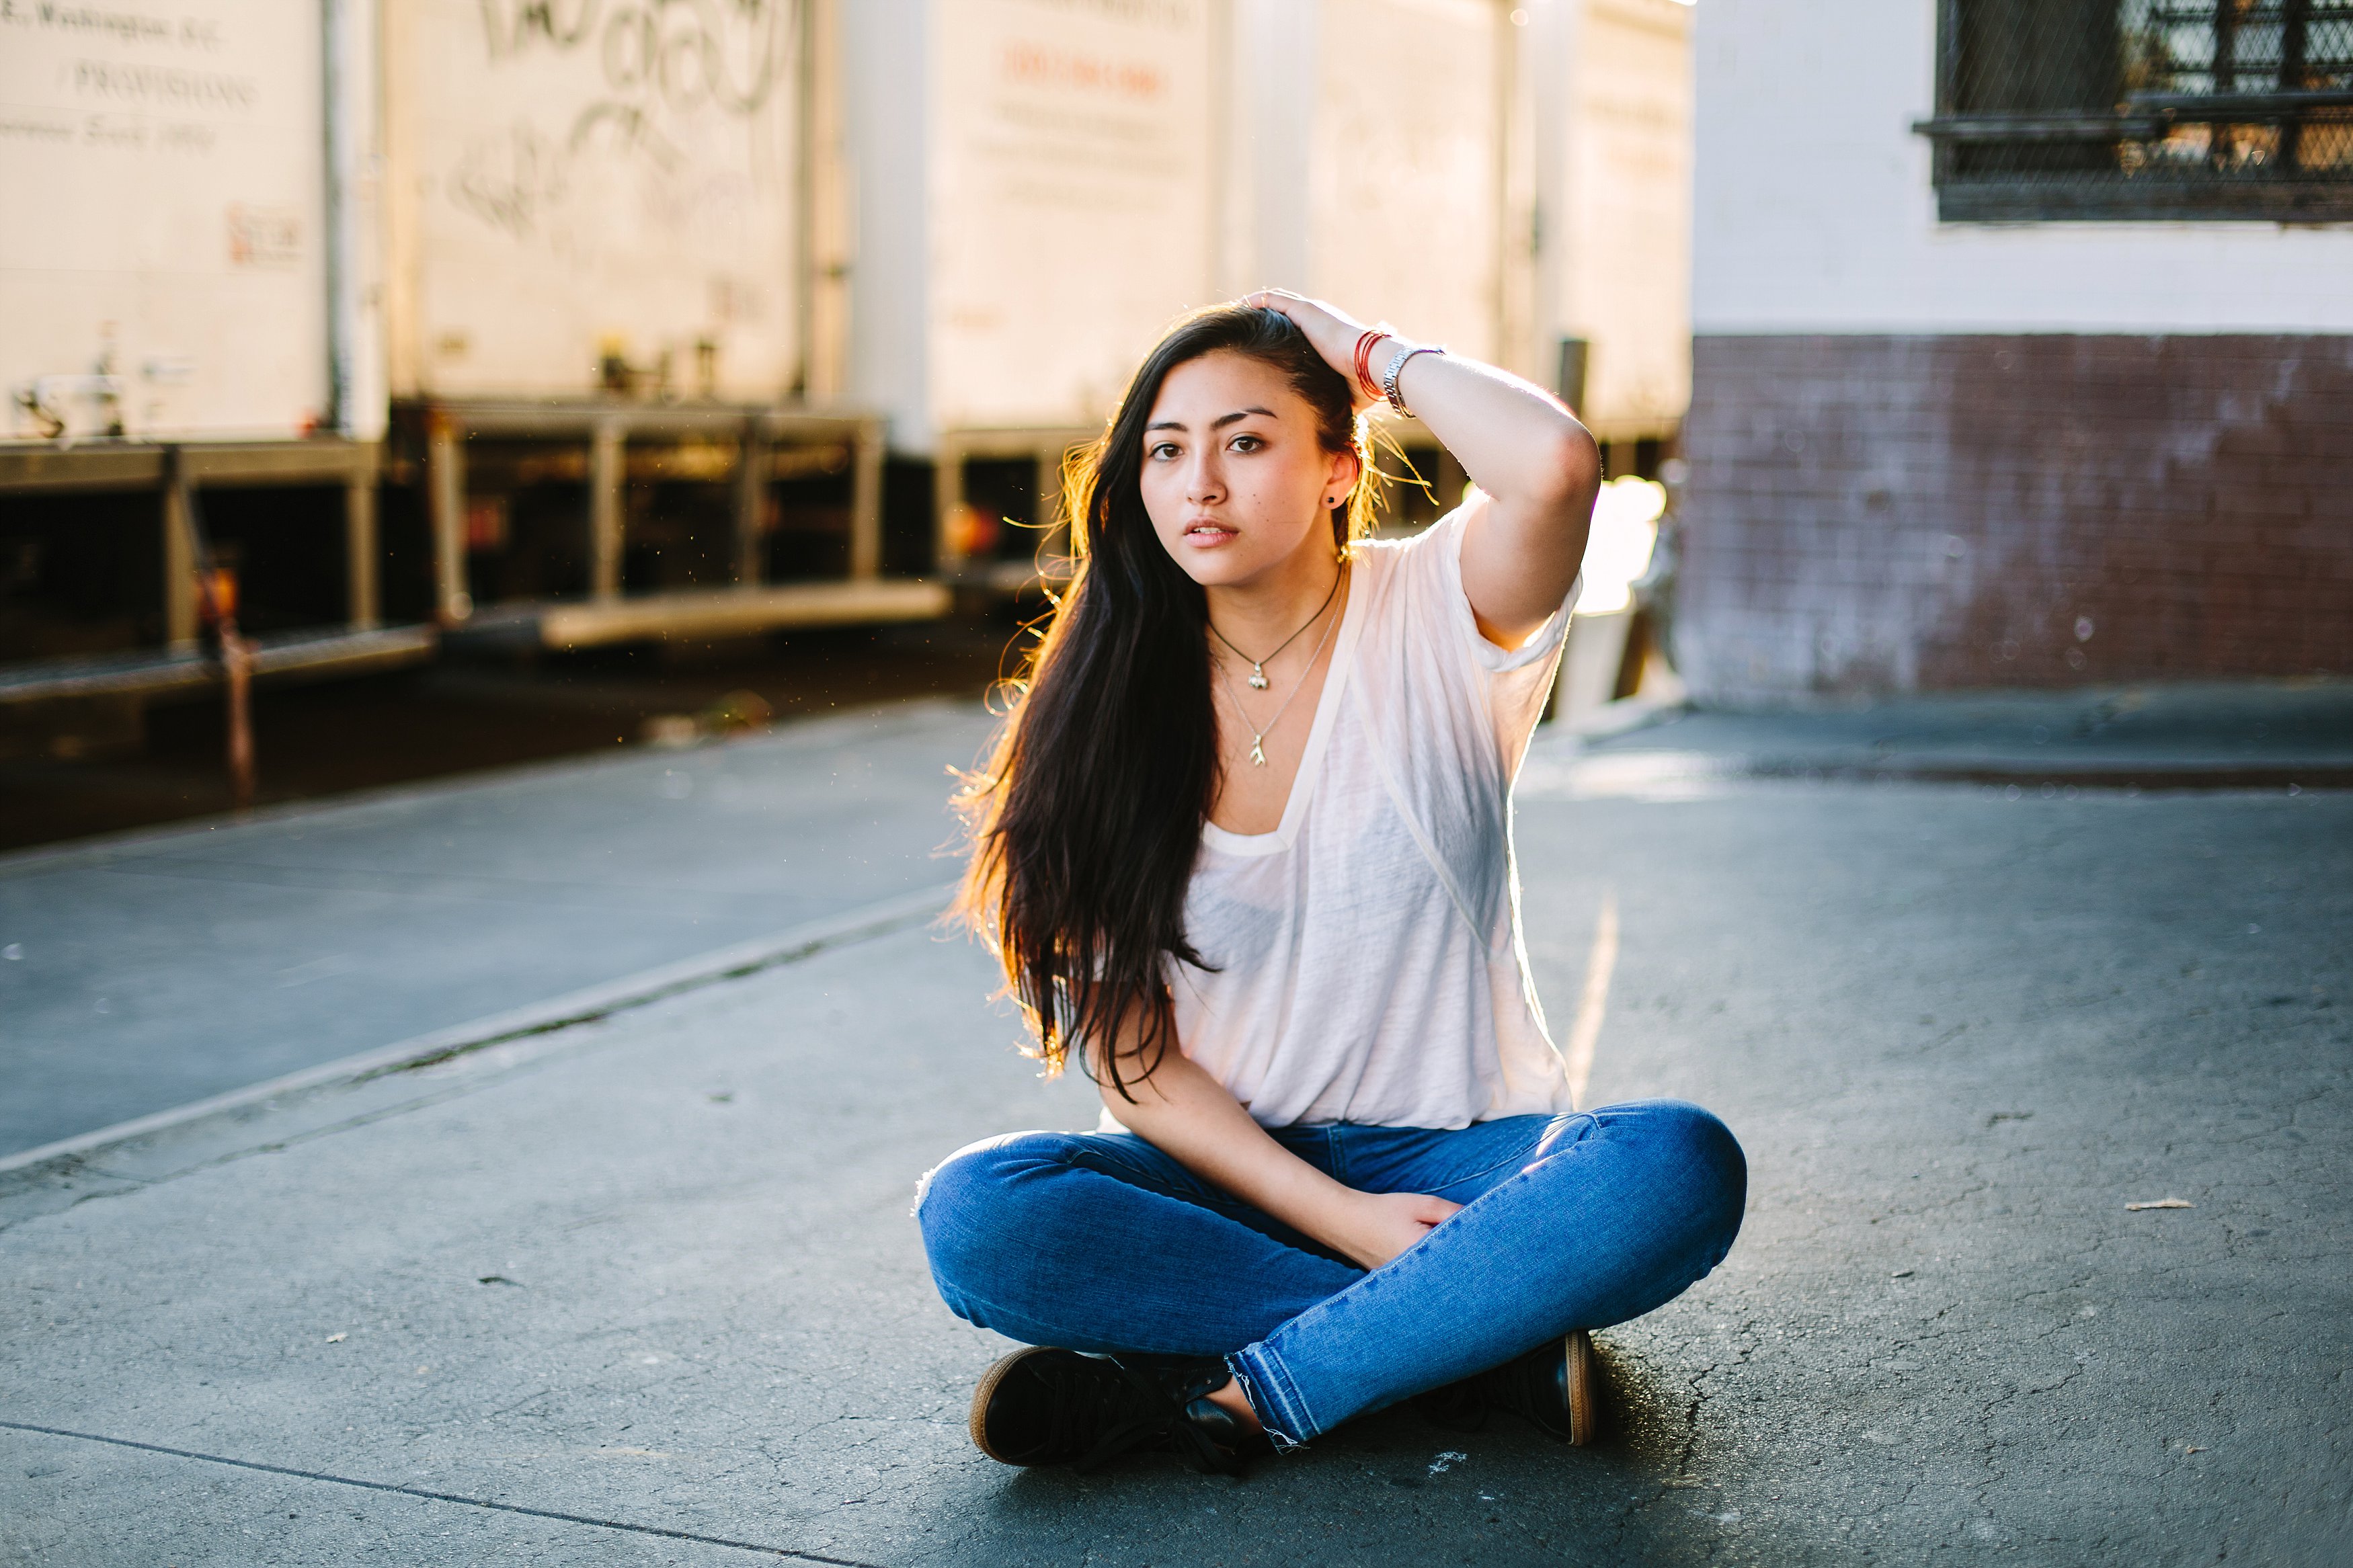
[1163,501,1577,1131]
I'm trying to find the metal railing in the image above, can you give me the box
[1915,0,2353,219]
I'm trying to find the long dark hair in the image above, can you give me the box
[953,305,1379,1099]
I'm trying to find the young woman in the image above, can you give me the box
[917,296,1744,1475]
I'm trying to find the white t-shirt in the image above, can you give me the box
[1160,502,1578,1131]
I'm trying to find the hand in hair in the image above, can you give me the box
[1243,290,1386,413]
[1248,288,1601,651]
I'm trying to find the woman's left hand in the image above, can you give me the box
[1326,1188,1464,1271]
[1245,290,1383,413]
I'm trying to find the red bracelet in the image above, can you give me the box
[1351,330,1389,399]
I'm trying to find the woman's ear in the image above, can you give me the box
[1327,445,1364,504]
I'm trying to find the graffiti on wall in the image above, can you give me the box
[401,0,797,397]
[450,0,788,238]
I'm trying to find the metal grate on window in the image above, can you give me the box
[1915,0,2353,220]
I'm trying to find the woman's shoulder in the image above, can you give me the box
[1352,503,1474,596]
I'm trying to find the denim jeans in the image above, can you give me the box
[916,1098,1745,1446]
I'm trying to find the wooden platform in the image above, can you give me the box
[448,580,952,651]
[0,625,436,705]
[0,439,375,492]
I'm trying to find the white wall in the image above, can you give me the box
[1312,0,1503,361]
[930,0,1221,434]
[0,0,331,441]
[873,0,1691,444]
[326,0,386,440]
[1555,0,1691,433]
[1519,0,1696,434]
[1691,0,2353,336]
[1226,0,1315,293]
[851,0,1509,452]
[844,0,932,446]
[848,0,1225,450]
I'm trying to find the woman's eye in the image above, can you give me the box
[1149,442,1179,461]
[1229,434,1263,454]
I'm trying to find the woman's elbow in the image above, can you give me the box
[1524,420,1601,517]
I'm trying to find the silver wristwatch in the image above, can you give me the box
[1380,341,1447,415]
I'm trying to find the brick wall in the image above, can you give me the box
[1673,333,2353,702]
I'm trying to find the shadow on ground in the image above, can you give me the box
[959,1378,1726,1567]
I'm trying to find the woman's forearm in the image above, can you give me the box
[1102,1046,1356,1240]
[1096,1043,1459,1270]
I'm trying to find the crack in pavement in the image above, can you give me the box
[0,1419,883,1565]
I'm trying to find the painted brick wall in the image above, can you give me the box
[1673,333,2353,702]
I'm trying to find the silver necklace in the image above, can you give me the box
[1207,566,1345,690]
[1211,571,1346,767]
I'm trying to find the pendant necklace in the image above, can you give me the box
[1212,567,1347,766]
[1207,565,1345,690]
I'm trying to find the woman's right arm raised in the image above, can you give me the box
[1093,1024,1458,1271]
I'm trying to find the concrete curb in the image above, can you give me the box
[0,693,981,882]
[1556,692,1689,742]
[1737,757,2353,790]
[0,881,959,1183]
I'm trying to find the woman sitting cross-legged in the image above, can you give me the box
[917,295,1745,1474]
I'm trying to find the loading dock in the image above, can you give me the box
[399,399,943,652]
[932,427,1094,597]
[0,440,430,720]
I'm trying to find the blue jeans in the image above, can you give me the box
[916,1099,1745,1446]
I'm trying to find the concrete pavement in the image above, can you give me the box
[0,700,999,1157]
[3,692,2348,1564]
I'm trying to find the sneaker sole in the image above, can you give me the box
[1565,1329,1599,1447]
[969,1346,1053,1465]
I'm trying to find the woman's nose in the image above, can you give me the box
[1186,455,1225,503]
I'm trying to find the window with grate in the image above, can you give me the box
[1915,0,2353,220]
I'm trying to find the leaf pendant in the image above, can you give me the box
[1249,737,1267,766]
[1248,663,1269,690]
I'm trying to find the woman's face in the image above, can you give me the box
[1138,350,1357,590]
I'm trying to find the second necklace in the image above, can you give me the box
[1211,568,1347,767]
[1207,565,1345,690]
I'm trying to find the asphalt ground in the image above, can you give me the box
[0,699,1000,1158]
[3,700,2347,1564]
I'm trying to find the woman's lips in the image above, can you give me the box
[1183,520,1236,546]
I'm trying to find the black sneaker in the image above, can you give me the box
[1413,1329,1603,1446]
[968,1347,1269,1475]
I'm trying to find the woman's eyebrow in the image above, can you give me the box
[1146,405,1275,433]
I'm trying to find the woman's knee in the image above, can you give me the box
[1584,1100,1745,1252]
[1635,1099,1747,1245]
[914,1130,1074,1280]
